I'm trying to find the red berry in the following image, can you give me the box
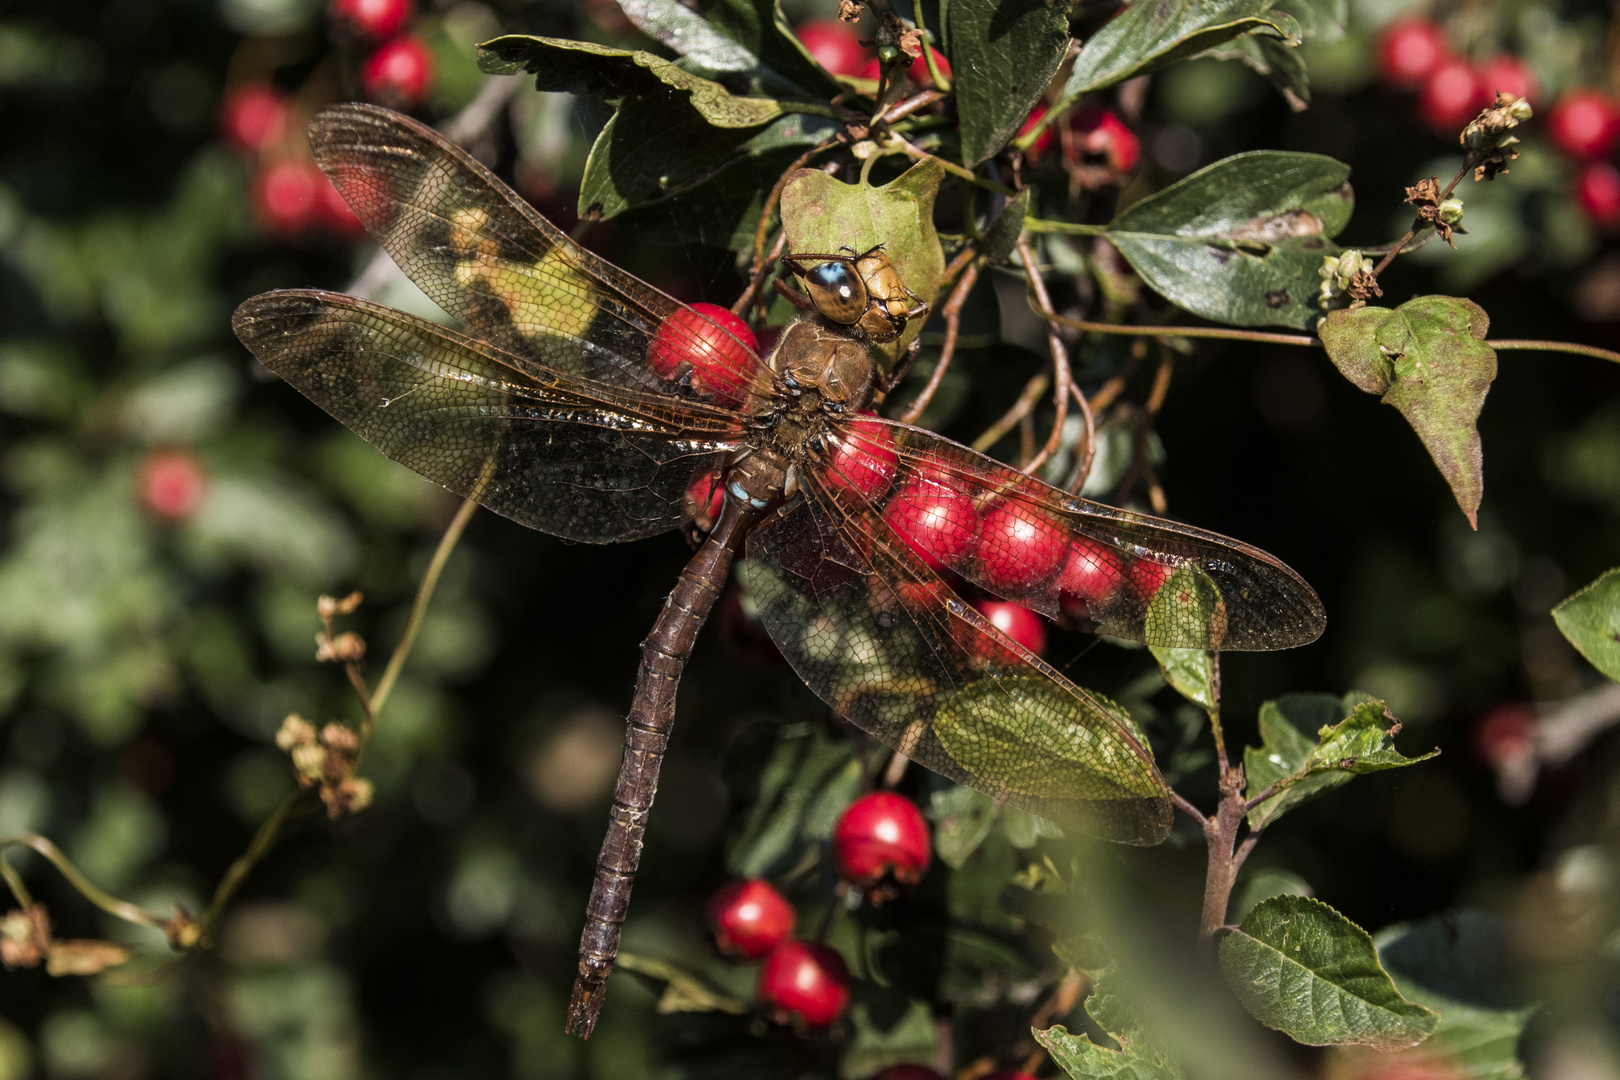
[1475,705,1536,768]
[1056,538,1124,620]
[1069,105,1140,173]
[757,941,851,1029]
[707,880,795,961]
[1018,103,1055,159]
[685,471,725,527]
[857,56,883,82]
[1577,161,1620,227]
[795,19,869,78]
[1376,17,1448,89]
[825,413,898,503]
[975,600,1047,658]
[908,47,950,87]
[219,84,287,154]
[1474,54,1537,105]
[1418,59,1484,131]
[832,791,931,899]
[873,1067,945,1080]
[1130,558,1174,601]
[254,159,325,234]
[646,302,758,408]
[315,174,368,239]
[882,473,978,571]
[139,450,207,520]
[360,35,435,110]
[1548,90,1620,160]
[973,500,1068,592]
[330,0,411,40]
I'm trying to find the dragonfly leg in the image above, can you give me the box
[565,499,755,1038]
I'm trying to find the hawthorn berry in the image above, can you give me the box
[1376,17,1447,89]
[330,0,411,40]
[646,302,758,407]
[825,413,899,503]
[1129,557,1174,601]
[882,473,977,570]
[757,941,851,1029]
[832,791,931,900]
[973,500,1068,593]
[1548,90,1620,160]
[219,84,287,153]
[1069,105,1140,174]
[1056,537,1124,620]
[139,450,208,520]
[795,19,868,78]
[908,47,950,88]
[685,471,725,527]
[1474,54,1537,105]
[1576,161,1620,227]
[1018,103,1055,160]
[872,1067,945,1080]
[360,35,435,110]
[1418,59,1483,131]
[1475,704,1536,769]
[253,159,325,234]
[975,599,1047,658]
[707,879,795,961]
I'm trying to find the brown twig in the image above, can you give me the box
[1067,383,1097,492]
[1019,968,1089,1074]
[1016,235,1071,475]
[971,372,1048,453]
[899,262,979,423]
[879,89,947,125]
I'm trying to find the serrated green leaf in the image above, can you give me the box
[1552,567,1620,683]
[1148,647,1216,710]
[1318,296,1497,528]
[981,189,1031,266]
[1244,696,1437,829]
[929,783,999,869]
[615,952,749,1015]
[944,0,1070,164]
[1058,0,1302,107]
[1096,151,1353,328]
[1038,982,1187,1080]
[1218,896,1439,1050]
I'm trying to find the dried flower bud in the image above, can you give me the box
[1438,198,1465,225]
[317,591,364,619]
[0,906,50,969]
[165,906,201,951]
[46,939,132,976]
[291,742,327,783]
[275,714,316,752]
[315,631,367,664]
[1319,249,1375,310]
[321,776,374,819]
[1508,97,1533,122]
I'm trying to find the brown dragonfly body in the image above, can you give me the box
[233,104,1325,1038]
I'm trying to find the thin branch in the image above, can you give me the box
[1067,383,1096,492]
[1050,313,1318,348]
[1243,779,1287,814]
[1016,235,1071,475]
[0,834,168,931]
[879,89,946,125]
[909,0,950,91]
[971,372,1048,452]
[899,261,979,423]
[894,137,1016,194]
[1171,791,1207,826]
[199,788,310,941]
[1491,339,1620,365]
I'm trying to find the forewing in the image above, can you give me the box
[233,290,738,543]
[307,103,765,400]
[828,418,1324,651]
[738,475,1172,845]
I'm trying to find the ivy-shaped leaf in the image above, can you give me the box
[1058,0,1302,108]
[1244,695,1436,830]
[1148,647,1216,710]
[1038,981,1187,1080]
[1318,296,1498,528]
[1551,567,1620,683]
[945,0,1071,164]
[1218,896,1439,1050]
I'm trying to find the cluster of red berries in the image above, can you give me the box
[707,791,931,1030]
[1376,17,1620,227]
[219,0,434,238]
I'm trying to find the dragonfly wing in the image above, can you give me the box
[739,476,1172,845]
[234,290,739,543]
[307,103,765,402]
[831,419,1324,651]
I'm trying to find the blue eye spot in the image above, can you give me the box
[808,262,857,298]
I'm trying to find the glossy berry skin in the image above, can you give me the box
[825,413,898,503]
[219,85,287,153]
[330,0,411,40]
[1056,537,1124,620]
[139,450,207,520]
[795,19,868,78]
[833,791,931,899]
[1577,162,1620,227]
[1376,17,1447,89]
[974,500,1068,593]
[254,159,325,234]
[757,941,851,1029]
[1548,90,1620,160]
[1474,54,1536,106]
[707,880,795,961]
[883,474,977,571]
[872,1067,945,1080]
[1418,59,1483,131]
[975,600,1047,658]
[646,302,758,408]
[1018,103,1055,159]
[1069,105,1140,173]
[360,36,435,110]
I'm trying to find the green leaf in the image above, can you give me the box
[722,720,859,877]
[1147,647,1216,710]
[1551,567,1620,683]
[1038,982,1187,1080]
[609,143,813,252]
[615,0,762,73]
[944,0,1071,164]
[1201,35,1311,109]
[691,0,847,98]
[1318,296,1497,528]
[1093,151,1353,328]
[1218,896,1439,1050]
[614,952,749,1015]
[844,998,938,1078]
[780,158,946,364]
[1059,0,1302,107]
[1244,695,1437,830]
[929,783,999,869]
[980,189,1032,266]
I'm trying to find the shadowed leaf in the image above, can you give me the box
[1148,647,1216,710]
[945,0,1071,164]
[615,952,749,1014]
[929,783,999,869]
[981,189,1032,266]
[1552,567,1620,683]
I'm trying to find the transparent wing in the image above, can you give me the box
[820,417,1325,651]
[233,290,739,543]
[307,103,767,401]
[739,473,1173,845]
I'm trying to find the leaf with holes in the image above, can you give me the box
[1552,567,1620,683]
[1038,980,1186,1080]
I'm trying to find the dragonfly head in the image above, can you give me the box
[782,246,929,344]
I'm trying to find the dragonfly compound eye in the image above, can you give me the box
[801,261,869,325]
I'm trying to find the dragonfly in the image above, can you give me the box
[232,104,1326,1037]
